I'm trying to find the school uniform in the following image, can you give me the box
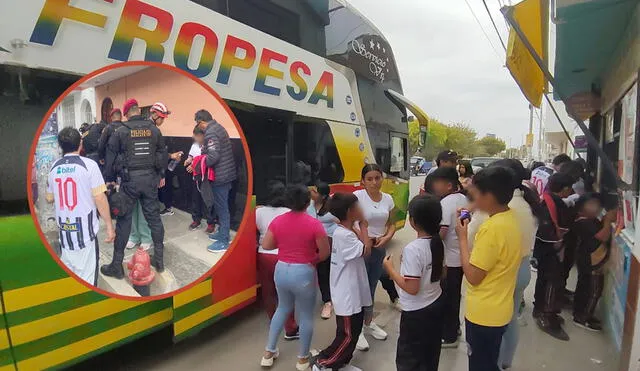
[307,201,339,304]
[396,238,444,371]
[533,193,569,319]
[439,192,468,343]
[315,225,372,369]
[568,217,608,322]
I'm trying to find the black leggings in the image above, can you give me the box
[317,256,331,303]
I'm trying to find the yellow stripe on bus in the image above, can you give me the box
[0,329,9,350]
[0,364,16,371]
[10,299,142,346]
[174,286,257,336]
[17,308,172,371]
[173,280,212,308]
[3,278,89,312]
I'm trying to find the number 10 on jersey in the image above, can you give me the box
[55,177,78,211]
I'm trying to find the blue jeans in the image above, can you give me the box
[266,262,317,358]
[211,182,232,242]
[363,247,386,320]
[499,256,532,368]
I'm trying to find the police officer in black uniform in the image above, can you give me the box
[98,108,124,173]
[102,99,168,278]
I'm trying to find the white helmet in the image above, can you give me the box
[150,102,171,118]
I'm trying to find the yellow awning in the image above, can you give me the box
[505,0,548,108]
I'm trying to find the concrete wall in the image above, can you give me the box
[94,67,238,138]
[601,3,639,113]
[57,88,96,130]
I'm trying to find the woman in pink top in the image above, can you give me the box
[260,185,330,370]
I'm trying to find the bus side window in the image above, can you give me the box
[292,121,344,186]
[390,135,407,177]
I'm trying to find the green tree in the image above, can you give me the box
[408,116,448,160]
[444,123,477,157]
[477,136,507,156]
[408,117,421,156]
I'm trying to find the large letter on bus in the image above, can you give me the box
[174,22,219,78]
[287,61,311,101]
[308,71,334,109]
[30,0,108,45]
[216,35,257,85]
[108,0,173,62]
[254,48,288,96]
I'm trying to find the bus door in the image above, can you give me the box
[389,131,409,179]
[231,105,293,200]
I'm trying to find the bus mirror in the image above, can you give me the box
[419,125,427,147]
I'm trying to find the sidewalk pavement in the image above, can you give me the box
[95,208,236,297]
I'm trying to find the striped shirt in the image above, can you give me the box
[47,154,106,250]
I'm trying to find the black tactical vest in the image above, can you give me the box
[122,118,157,171]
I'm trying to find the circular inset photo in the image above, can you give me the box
[29,61,252,299]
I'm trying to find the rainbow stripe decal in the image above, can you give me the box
[29,0,334,109]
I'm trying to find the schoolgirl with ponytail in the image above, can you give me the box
[382,195,445,371]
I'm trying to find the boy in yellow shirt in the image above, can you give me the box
[455,167,521,371]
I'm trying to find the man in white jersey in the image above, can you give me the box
[46,127,115,286]
[530,154,571,195]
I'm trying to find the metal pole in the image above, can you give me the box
[501,6,626,189]
[538,105,544,160]
[544,93,582,159]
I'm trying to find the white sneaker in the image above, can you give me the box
[126,241,137,249]
[321,302,333,319]
[139,243,152,251]
[365,322,387,340]
[296,359,310,370]
[356,332,370,351]
[260,349,279,367]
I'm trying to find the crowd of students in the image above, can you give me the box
[253,153,613,370]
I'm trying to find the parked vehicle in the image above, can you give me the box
[471,157,500,172]
[410,156,425,176]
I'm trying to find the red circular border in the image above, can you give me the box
[26,61,254,301]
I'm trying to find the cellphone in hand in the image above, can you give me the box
[460,209,471,222]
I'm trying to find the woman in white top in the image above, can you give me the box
[467,159,540,370]
[353,163,396,351]
[256,181,298,339]
[307,182,339,319]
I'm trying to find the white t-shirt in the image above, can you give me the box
[330,225,372,316]
[530,166,554,195]
[354,189,395,238]
[256,206,290,255]
[47,154,106,251]
[188,142,201,158]
[398,238,443,311]
[440,193,468,267]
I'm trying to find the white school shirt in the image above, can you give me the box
[256,206,290,255]
[398,238,443,311]
[354,189,395,238]
[330,225,372,316]
[188,142,201,157]
[440,193,468,267]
